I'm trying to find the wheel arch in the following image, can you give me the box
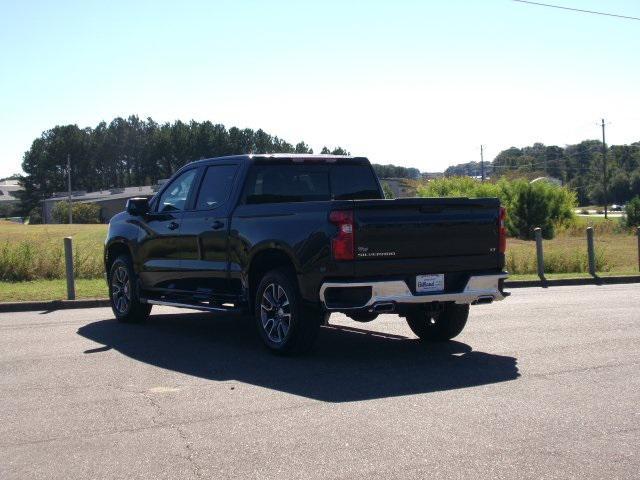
[105,240,133,275]
[246,247,299,305]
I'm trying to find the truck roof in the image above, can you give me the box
[190,154,369,165]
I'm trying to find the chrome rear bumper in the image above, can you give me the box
[319,273,509,311]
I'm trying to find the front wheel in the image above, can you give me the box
[254,268,322,354]
[109,255,152,323]
[405,303,469,342]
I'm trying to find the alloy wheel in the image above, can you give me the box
[260,283,291,344]
[111,266,131,314]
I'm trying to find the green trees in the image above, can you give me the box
[506,181,576,239]
[444,161,491,178]
[417,177,577,239]
[372,164,421,179]
[320,146,350,155]
[625,197,640,227]
[18,117,327,214]
[450,140,640,206]
[610,171,631,204]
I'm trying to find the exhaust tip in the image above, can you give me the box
[372,302,395,313]
[473,296,494,305]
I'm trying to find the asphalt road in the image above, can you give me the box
[1,284,639,479]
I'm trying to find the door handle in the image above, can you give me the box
[211,220,224,230]
[167,221,179,230]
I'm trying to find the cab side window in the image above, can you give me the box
[195,165,238,210]
[157,169,197,212]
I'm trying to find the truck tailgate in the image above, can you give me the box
[353,197,500,275]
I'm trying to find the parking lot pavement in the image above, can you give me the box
[1,284,639,479]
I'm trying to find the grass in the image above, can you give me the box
[507,217,638,276]
[0,221,107,281]
[0,219,637,302]
[0,278,107,302]
[508,271,639,282]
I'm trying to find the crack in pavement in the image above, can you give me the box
[140,389,204,479]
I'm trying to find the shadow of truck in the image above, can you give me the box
[78,312,519,403]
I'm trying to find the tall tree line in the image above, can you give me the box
[371,164,421,180]
[17,116,348,213]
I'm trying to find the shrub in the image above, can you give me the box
[625,196,640,227]
[382,182,395,199]
[27,207,43,224]
[52,202,102,224]
[0,203,17,218]
[417,177,577,239]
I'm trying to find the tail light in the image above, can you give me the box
[498,207,507,254]
[329,210,354,260]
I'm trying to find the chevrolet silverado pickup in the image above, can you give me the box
[105,154,508,353]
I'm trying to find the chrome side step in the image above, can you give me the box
[142,298,238,313]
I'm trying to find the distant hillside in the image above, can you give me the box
[371,164,421,180]
[445,140,640,205]
[444,161,493,178]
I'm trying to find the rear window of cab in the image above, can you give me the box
[242,163,381,204]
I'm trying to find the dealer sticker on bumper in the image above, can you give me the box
[416,274,445,293]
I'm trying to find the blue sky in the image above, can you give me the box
[1,0,639,177]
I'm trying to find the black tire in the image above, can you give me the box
[254,268,322,354]
[109,255,152,323]
[405,303,469,342]
[346,311,379,323]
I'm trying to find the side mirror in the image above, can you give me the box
[126,197,150,216]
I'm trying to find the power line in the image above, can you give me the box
[512,0,640,21]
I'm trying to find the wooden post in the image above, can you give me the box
[534,227,545,281]
[586,227,596,277]
[64,237,76,300]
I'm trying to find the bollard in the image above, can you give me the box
[586,227,596,277]
[63,237,76,300]
[534,227,545,281]
[637,226,640,272]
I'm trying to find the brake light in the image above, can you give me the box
[329,210,354,260]
[498,207,507,254]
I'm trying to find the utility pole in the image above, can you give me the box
[67,154,73,224]
[480,145,485,182]
[601,119,608,220]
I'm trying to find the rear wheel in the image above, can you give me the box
[405,303,469,342]
[109,255,152,323]
[254,268,322,354]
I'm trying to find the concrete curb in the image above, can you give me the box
[1,275,639,313]
[505,275,640,289]
[0,298,111,313]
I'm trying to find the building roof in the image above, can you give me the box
[0,179,21,187]
[0,188,20,203]
[45,185,157,204]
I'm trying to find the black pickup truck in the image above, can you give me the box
[105,154,508,353]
